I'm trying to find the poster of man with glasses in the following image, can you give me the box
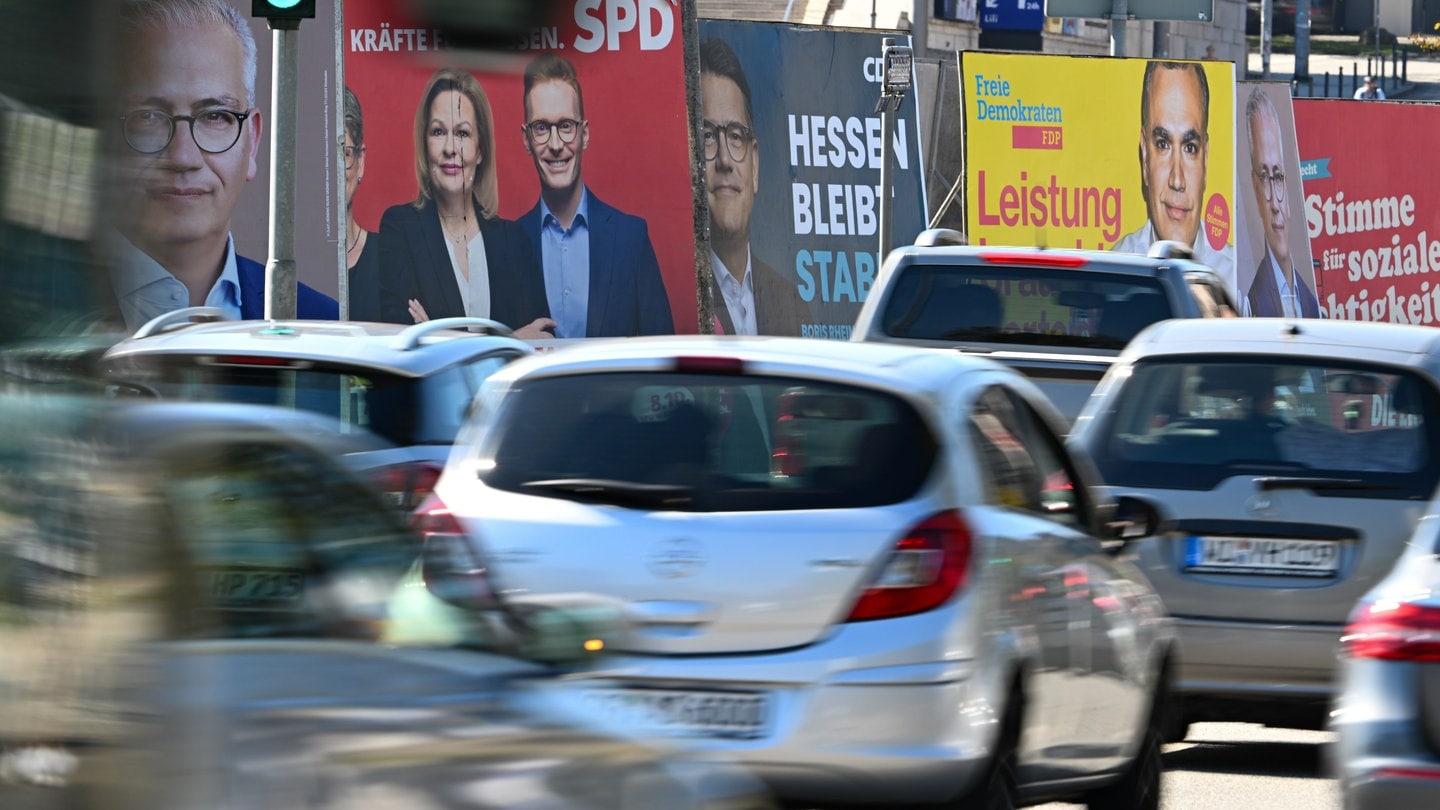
[1238,82,1317,318]
[108,0,337,330]
[698,20,927,340]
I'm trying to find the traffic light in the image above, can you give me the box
[251,0,316,22]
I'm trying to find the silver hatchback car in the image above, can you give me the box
[1069,317,1440,736]
[421,336,1174,809]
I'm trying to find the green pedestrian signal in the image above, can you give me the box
[252,0,316,21]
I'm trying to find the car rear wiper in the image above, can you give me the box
[1256,476,1401,492]
[519,478,695,508]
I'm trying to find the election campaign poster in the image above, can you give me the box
[959,53,1239,299]
[1235,82,1316,318]
[697,20,928,340]
[344,0,696,335]
[1294,99,1440,326]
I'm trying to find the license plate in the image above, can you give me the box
[582,688,769,739]
[208,568,305,608]
[1183,536,1340,578]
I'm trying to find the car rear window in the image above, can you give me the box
[480,372,937,512]
[125,362,471,447]
[881,264,1172,350]
[1091,359,1440,498]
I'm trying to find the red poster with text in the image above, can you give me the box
[344,0,696,334]
[1295,99,1440,326]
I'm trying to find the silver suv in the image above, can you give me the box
[100,308,533,511]
[853,235,1238,422]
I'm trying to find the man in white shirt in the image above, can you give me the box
[1353,75,1386,100]
[1111,60,1235,291]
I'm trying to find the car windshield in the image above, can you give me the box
[880,264,1172,350]
[480,372,937,512]
[1091,359,1440,497]
[124,362,477,446]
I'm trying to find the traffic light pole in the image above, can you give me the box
[265,19,299,320]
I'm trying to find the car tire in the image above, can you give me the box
[1085,667,1167,810]
[947,685,1021,810]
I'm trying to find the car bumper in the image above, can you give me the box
[1169,615,1339,724]
[1332,659,1440,809]
[554,623,1007,805]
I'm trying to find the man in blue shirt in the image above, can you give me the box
[516,53,672,338]
[108,0,335,331]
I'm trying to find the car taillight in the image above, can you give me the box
[1341,600,1440,662]
[846,510,972,622]
[978,252,1088,268]
[412,493,494,608]
[770,389,804,477]
[370,462,442,512]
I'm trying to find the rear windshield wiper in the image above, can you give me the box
[1257,476,1402,492]
[519,478,695,508]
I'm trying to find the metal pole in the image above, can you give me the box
[1295,0,1310,82]
[912,0,927,58]
[335,0,348,320]
[1261,0,1272,81]
[879,36,894,261]
[266,21,299,320]
[1109,0,1128,57]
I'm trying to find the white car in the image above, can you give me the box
[418,335,1175,809]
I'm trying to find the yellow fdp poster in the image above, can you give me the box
[961,53,1238,297]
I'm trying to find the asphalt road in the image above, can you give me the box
[1037,722,1339,810]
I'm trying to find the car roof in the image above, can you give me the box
[102,314,534,378]
[492,335,1021,399]
[885,243,1216,279]
[1121,317,1440,368]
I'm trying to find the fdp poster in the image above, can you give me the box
[960,53,1238,301]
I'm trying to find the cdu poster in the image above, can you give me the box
[697,20,928,340]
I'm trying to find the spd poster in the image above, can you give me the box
[1294,99,1440,325]
[960,53,1238,300]
[344,0,696,334]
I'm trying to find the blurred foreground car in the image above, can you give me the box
[100,308,533,511]
[1332,504,1440,810]
[422,336,1174,809]
[853,237,1237,422]
[0,398,773,810]
[1069,318,1440,737]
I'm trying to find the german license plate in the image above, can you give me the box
[208,568,304,608]
[1183,536,1340,578]
[583,688,769,739]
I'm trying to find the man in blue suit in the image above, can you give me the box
[109,0,336,332]
[517,53,673,338]
[1243,88,1319,318]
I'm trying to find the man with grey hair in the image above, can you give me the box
[108,0,335,329]
[1244,88,1318,318]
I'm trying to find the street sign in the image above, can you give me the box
[1043,0,1213,21]
[981,0,1045,32]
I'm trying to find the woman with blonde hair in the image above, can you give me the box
[379,67,554,336]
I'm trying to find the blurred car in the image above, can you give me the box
[1069,317,1440,737]
[420,335,1175,808]
[853,237,1238,422]
[99,308,533,511]
[1331,502,1440,809]
[0,397,773,809]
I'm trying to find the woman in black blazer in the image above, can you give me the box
[378,67,555,337]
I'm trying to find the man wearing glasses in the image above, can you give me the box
[699,37,809,337]
[108,0,335,331]
[1244,88,1318,318]
[517,52,671,338]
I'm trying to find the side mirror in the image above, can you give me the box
[1108,496,1162,542]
